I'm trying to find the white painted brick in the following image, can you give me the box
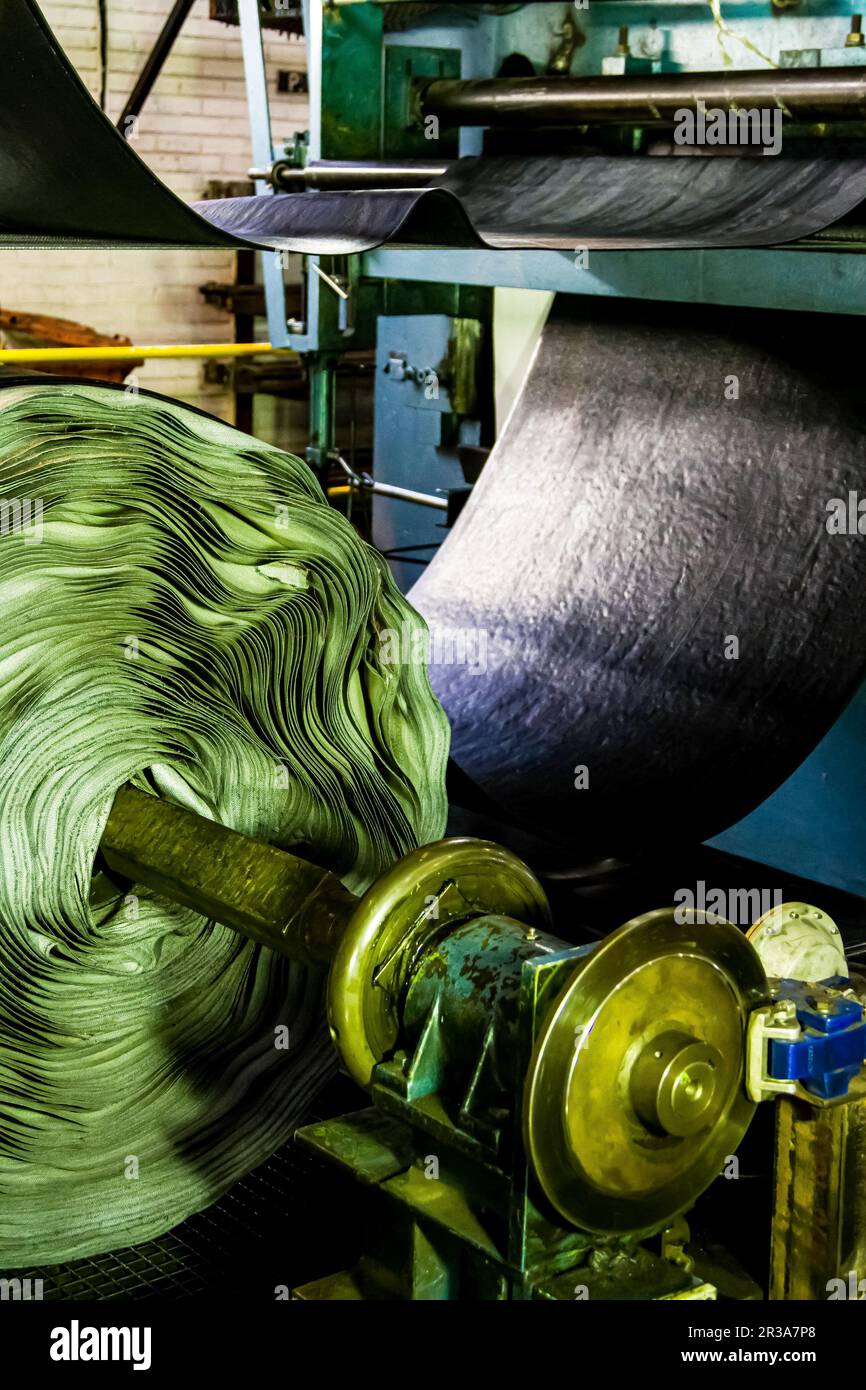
[0,0,307,420]
[149,95,204,117]
[153,134,209,155]
[198,95,251,118]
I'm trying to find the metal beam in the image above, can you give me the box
[361,247,866,315]
[238,0,291,348]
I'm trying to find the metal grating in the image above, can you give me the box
[5,1073,363,1301]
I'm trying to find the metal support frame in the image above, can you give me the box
[117,0,197,133]
[238,0,292,349]
[770,1089,866,1299]
[252,2,866,490]
[362,247,866,315]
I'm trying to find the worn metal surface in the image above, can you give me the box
[100,783,553,1092]
[4,2,866,252]
[269,161,449,190]
[328,837,550,1088]
[747,902,849,982]
[410,297,866,863]
[770,1090,866,1298]
[523,909,767,1234]
[100,784,356,966]
[421,68,866,128]
[360,245,866,316]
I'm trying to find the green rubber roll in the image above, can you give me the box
[0,380,449,1266]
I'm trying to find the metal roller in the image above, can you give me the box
[419,67,866,128]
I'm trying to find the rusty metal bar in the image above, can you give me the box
[99,785,357,966]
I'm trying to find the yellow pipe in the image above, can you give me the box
[326,485,351,497]
[0,342,284,364]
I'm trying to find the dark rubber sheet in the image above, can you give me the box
[3,0,866,252]
[411,298,866,863]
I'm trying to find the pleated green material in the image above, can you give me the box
[0,382,449,1266]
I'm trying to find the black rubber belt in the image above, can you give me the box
[2,0,866,252]
[411,297,866,864]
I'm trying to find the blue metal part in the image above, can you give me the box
[362,247,866,315]
[768,982,866,1098]
[373,314,481,592]
[710,682,866,897]
[237,0,291,349]
[381,0,866,93]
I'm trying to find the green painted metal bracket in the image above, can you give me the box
[383,44,460,159]
[320,2,384,160]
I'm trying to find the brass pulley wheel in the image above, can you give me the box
[523,908,769,1236]
[328,837,551,1088]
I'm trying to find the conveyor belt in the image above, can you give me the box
[412,297,866,865]
[4,0,866,252]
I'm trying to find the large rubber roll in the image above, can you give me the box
[411,297,866,864]
[0,375,448,1266]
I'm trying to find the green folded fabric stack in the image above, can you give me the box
[0,381,449,1267]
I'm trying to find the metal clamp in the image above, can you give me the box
[746,982,866,1103]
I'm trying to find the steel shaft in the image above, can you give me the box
[99,784,357,967]
[420,67,866,128]
[268,160,449,191]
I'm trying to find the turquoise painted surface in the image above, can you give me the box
[709,682,866,896]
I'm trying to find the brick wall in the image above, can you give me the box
[0,0,307,422]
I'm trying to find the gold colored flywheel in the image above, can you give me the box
[328,837,551,1088]
[523,908,769,1236]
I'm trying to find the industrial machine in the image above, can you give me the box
[222,3,866,901]
[235,0,866,587]
[9,0,866,1307]
[95,784,866,1300]
[174,2,866,1301]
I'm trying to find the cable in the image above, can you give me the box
[97,0,108,111]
